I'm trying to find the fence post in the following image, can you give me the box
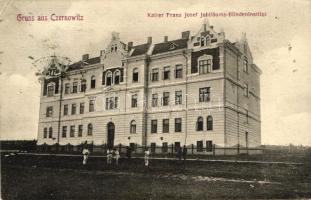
[119,143,121,152]
[237,144,240,155]
[191,144,194,155]
[213,144,216,156]
[171,144,174,156]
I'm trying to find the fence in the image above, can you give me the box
[0,140,37,152]
[35,143,263,156]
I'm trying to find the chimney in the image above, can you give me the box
[181,31,190,39]
[82,54,89,61]
[128,41,133,48]
[147,36,152,44]
[164,36,168,42]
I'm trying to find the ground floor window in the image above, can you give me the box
[206,140,213,152]
[174,142,180,152]
[151,143,156,153]
[175,118,182,132]
[43,128,47,138]
[62,126,67,138]
[197,140,203,152]
[162,142,168,153]
[78,125,83,137]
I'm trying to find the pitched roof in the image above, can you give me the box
[152,39,188,55]
[67,57,100,71]
[130,43,151,57]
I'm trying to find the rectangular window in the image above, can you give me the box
[152,94,158,107]
[47,85,54,97]
[80,103,84,114]
[150,143,156,153]
[131,94,138,108]
[197,141,203,152]
[43,128,47,138]
[151,120,157,133]
[206,141,213,152]
[65,83,70,94]
[199,59,211,74]
[62,126,67,138]
[46,106,53,117]
[89,99,95,112]
[91,77,96,88]
[162,142,168,153]
[133,70,139,82]
[175,118,182,132]
[199,87,210,102]
[81,80,86,92]
[71,104,76,115]
[162,119,169,133]
[63,104,68,116]
[175,64,183,78]
[163,66,170,80]
[163,92,170,106]
[72,82,78,93]
[152,68,159,82]
[70,125,75,137]
[106,97,118,110]
[175,91,182,105]
[78,125,83,137]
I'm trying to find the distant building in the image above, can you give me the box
[37,22,261,152]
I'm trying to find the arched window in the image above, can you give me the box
[43,128,47,138]
[114,70,120,85]
[91,75,96,89]
[130,120,136,134]
[197,117,203,131]
[200,37,205,46]
[48,127,53,138]
[132,68,139,82]
[87,123,93,136]
[106,71,112,86]
[207,116,213,131]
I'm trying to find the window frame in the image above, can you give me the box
[207,116,213,131]
[199,87,211,102]
[175,118,182,132]
[163,92,170,106]
[151,68,159,82]
[151,120,158,133]
[132,68,139,83]
[175,64,183,79]
[175,91,182,105]
[162,119,169,133]
[130,120,137,134]
[87,123,93,136]
[91,75,96,89]
[163,66,170,80]
[197,116,204,131]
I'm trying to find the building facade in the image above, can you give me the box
[37,22,261,151]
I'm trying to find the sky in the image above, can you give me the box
[0,0,310,145]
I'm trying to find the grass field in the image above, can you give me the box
[1,153,311,199]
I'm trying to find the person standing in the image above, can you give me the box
[144,148,150,167]
[177,147,182,160]
[82,141,90,166]
[182,145,187,161]
[107,149,112,165]
[126,146,132,160]
[115,149,120,165]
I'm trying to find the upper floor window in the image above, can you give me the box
[130,120,136,134]
[46,106,53,117]
[175,91,182,105]
[70,125,75,137]
[63,104,68,116]
[72,82,78,93]
[151,68,159,82]
[175,64,183,79]
[62,126,67,138]
[207,116,213,131]
[106,71,112,86]
[114,70,120,85]
[43,128,48,138]
[133,68,139,82]
[91,75,96,89]
[163,92,170,106]
[175,118,182,132]
[163,119,169,133]
[89,99,95,112]
[131,94,138,108]
[163,66,170,80]
[71,104,76,115]
[87,123,93,136]
[197,117,203,131]
[152,93,158,107]
[80,102,85,114]
[199,87,210,102]
[106,97,118,110]
[78,125,83,137]
[47,84,55,97]
[151,120,157,133]
[243,58,248,73]
[48,127,53,138]
[81,80,86,92]
[199,59,211,74]
[64,83,70,94]
[200,37,205,46]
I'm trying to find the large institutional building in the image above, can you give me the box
[37,22,261,151]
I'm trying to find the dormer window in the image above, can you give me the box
[114,70,120,85]
[200,37,205,46]
[106,71,112,86]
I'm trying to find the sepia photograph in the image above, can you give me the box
[0,0,310,199]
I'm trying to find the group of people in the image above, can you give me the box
[81,142,188,167]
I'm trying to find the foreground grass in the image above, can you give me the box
[1,154,311,199]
